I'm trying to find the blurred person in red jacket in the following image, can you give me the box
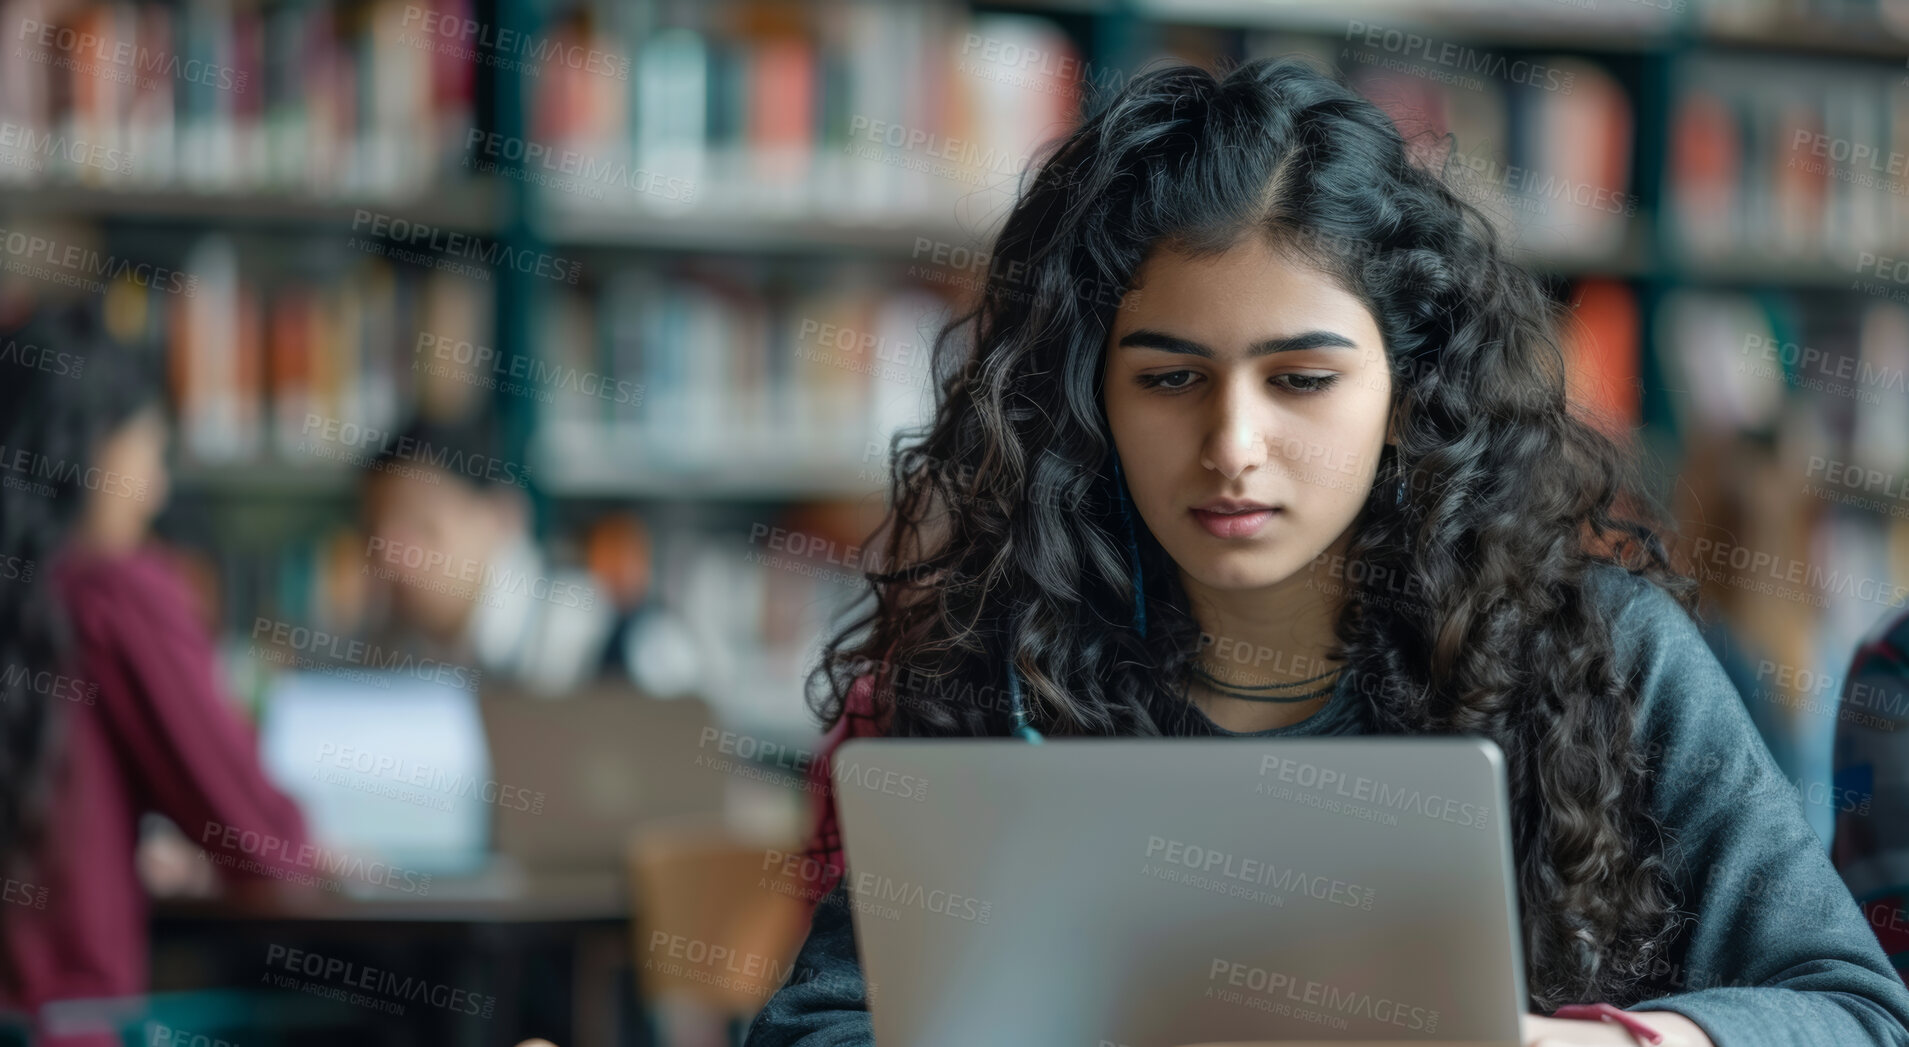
[0,305,309,1044]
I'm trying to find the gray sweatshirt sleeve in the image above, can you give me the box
[1600,569,1909,1046]
[744,883,876,1047]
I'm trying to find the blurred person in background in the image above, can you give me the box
[357,416,701,698]
[1833,605,1909,982]
[0,304,309,1045]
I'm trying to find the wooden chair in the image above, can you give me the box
[625,816,814,1046]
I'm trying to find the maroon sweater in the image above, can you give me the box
[0,547,308,1043]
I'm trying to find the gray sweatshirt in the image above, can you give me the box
[744,566,1909,1047]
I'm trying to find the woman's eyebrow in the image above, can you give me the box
[1115,328,1359,357]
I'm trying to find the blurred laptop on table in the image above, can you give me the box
[257,672,725,902]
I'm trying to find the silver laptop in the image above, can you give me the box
[480,685,726,872]
[831,737,1525,1047]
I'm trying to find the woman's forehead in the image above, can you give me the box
[1109,245,1382,350]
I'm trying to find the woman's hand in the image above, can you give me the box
[1524,1010,1715,1047]
[135,822,218,897]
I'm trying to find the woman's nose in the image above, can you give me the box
[1199,379,1271,480]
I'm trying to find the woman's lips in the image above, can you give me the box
[1190,506,1279,539]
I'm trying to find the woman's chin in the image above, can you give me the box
[1178,553,1310,594]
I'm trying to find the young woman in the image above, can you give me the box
[0,305,309,1045]
[739,57,1909,1047]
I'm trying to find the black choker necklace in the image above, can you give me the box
[1189,661,1344,704]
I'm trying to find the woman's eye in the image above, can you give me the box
[1137,370,1197,391]
[1274,373,1340,394]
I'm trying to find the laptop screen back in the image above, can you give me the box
[832,737,1525,1047]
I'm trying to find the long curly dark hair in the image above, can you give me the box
[0,304,162,979]
[807,57,1701,1011]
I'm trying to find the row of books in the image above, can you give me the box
[96,233,1909,496]
[139,237,1635,497]
[530,263,951,492]
[151,233,495,466]
[0,0,1093,227]
[1667,55,1909,270]
[1656,288,1909,472]
[525,0,1082,224]
[0,0,477,198]
[1341,52,1638,266]
[1244,30,1909,274]
[5,0,1901,277]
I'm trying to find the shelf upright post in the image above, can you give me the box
[1090,0,1152,118]
[1635,22,1683,457]
[492,0,549,534]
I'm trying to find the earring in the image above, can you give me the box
[1006,662,1043,743]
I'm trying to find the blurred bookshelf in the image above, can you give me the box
[3,0,1907,766]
